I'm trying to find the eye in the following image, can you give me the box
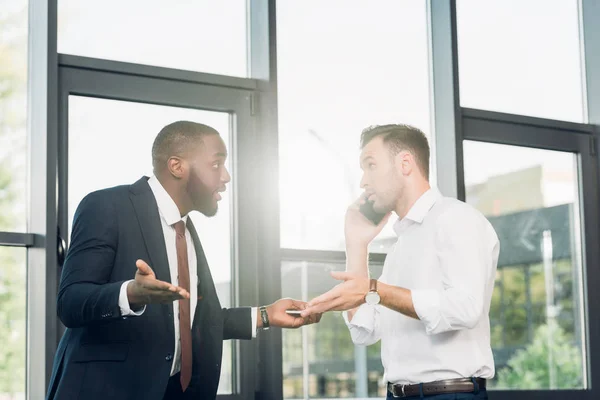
[368,163,376,170]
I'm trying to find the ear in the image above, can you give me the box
[167,156,187,179]
[395,151,413,176]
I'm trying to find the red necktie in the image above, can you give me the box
[173,220,192,391]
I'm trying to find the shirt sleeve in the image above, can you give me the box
[251,306,258,338]
[343,304,382,346]
[412,206,499,335]
[118,280,146,317]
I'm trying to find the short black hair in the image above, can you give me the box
[360,124,430,180]
[151,121,219,171]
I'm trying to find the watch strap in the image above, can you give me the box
[259,306,270,330]
[369,278,378,292]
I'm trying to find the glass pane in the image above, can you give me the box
[68,96,234,394]
[0,246,26,398]
[464,141,586,390]
[58,0,248,77]
[282,261,385,398]
[277,0,432,252]
[457,0,584,122]
[0,0,28,232]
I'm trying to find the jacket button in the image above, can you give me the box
[165,354,173,361]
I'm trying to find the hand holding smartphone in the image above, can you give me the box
[359,198,386,225]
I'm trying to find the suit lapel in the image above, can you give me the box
[128,177,171,284]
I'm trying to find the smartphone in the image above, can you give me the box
[359,199,386,225]
[285,309,303,316]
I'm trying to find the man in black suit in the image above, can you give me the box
[46,121,320,399]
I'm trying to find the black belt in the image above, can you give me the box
[387,377,486,398]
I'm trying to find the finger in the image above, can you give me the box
[307,289,339,308]
[136,259,154,275]
[156,293,186,303]
[144,279,175,291]
[351,193,368,208]
[158,290,190,302]
[306,297,345,315]
[302,289,339,314]
[145,281,190,299]
[288,299,307,310]
[171,290,189,300]
[306,312,323,325]
[301,294,339,318]
[142,277,184,293]
[150,285,189,298]
[330,271,353,281]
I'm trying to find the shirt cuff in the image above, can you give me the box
[343,304,376,331]
[251,307,257,338]
[411,289,442,334]
[118,280,146,317]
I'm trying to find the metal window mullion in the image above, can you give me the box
[427,0,464,200]
[28,0,59,398]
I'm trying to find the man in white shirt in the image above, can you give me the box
[301,124,499,399]
[47,121,320,400]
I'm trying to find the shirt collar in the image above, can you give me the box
[393,188,441,235]
[148,175,188,226]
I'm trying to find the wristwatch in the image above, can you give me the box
[365,279,381,305]
[259,306,270,330]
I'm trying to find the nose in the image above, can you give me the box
[360,173,368,189]
[222,166,231,184]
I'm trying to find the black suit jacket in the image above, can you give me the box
[46,177,253,400]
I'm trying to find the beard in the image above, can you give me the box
[374,172,404,214]
[187,166,218,217]
[373,195,394,214]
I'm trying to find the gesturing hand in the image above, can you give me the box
[127,259,190,309]
[300,272,370,317]
[262,298,322,329]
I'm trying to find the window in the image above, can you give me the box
[0,1,28,395]
[281,261,385,398]
[457,0,584,122]
[58,0,248,77]
[464,141,586,390]
[0,247,26,398]
[67,96,235,393]
[277,0,432,253]
[0,0,28,232]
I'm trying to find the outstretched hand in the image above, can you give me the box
[127,259,190,309]
[262,298,322,329]
[300,272,370,317]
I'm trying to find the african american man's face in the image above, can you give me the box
[186,134,230,217]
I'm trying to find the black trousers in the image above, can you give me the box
[163,373,184,400]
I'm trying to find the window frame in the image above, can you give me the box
[20,0,600,399]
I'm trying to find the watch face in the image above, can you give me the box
[365,291,380,305]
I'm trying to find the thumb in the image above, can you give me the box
[330,271,353,281]
[136,259,154,276]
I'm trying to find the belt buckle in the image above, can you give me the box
[392,384,406,398]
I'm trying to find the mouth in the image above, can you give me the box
[214,187,226,201]
[365,192,376,202]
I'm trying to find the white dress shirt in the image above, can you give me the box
[344,188,500,385]
[118,175,257,376]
